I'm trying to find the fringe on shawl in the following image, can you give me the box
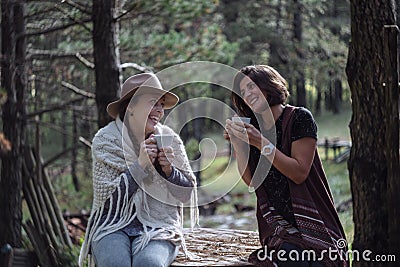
[79,175,199,266]
[79,174,136,267]
[133,179,199,260]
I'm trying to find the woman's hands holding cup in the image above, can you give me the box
[158,147,174,177]
[225,117,264,150]
[138,134,175,177]
[138,135,158,169]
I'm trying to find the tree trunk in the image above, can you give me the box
[397,0,400,68]
[315,82,322,116]
[295,74,306,107]
[293,0,306,107]
[0,0,26,248]
[71,110,80,191]
[269,0,285,68]
[332,79,342,114]
[93,0,121,128]
[346,0,399,265]
[325,80,333,111]
[383,12,400,264]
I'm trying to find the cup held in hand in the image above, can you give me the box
[154,134,174,149]
[232,116,251,124]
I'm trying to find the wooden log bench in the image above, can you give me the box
[171,228,259,266]
[0,228,259,266]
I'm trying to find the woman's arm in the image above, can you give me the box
[164,167,194,202]
[226,115,316,185]
[157,130,196,203]
[261,136,316,184]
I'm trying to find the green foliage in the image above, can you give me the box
[314,103,351,140]
[218,0,350,112]
[184,137,199,160]
[119,1,238,69]
[58,244,82,267]
[51,163,93,212]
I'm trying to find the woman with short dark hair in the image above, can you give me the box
[225,65,347,267]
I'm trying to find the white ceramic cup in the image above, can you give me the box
[232,116,251,124]
[154,134,174,149]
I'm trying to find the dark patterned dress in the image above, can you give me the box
[262,106,317,227]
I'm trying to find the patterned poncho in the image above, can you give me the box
[79,118,198,267]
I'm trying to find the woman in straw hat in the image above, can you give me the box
[79,73,198,267]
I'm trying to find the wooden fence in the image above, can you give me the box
[21,147,72,267]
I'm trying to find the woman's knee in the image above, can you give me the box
[91,232,131,267]
[131,240,178,267]
[94,256,131,267]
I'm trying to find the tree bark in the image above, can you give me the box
[93,0,121,128]
[383,20,400,265]
[0,0,26,248]
[346,0,399,265]
[330,2,343,114]
[397,0,400,67]
[72,110,80,191]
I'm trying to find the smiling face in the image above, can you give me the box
[239,77,269,113]
[127,93,165,137]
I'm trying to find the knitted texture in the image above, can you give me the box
[79,118,198,267]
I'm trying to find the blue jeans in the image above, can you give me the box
[91,230,179,267]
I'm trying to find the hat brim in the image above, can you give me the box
[106,87,179,119]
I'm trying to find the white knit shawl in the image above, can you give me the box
[79,118,198,267]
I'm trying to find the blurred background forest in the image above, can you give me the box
[1,0,399,266]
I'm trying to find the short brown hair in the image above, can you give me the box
[232,65,289,117]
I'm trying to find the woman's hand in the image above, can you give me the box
[158,147,174,177]
[225,119,268,150]
[138,135,158,169]
[224,119,247,148]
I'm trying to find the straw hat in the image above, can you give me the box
[106,73,179,119]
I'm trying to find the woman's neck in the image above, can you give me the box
[260,104,285,129]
